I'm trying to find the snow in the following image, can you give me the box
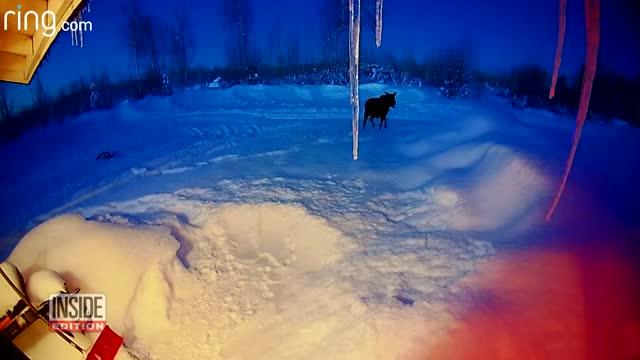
[25,269,67,305]
[208,77,222,89]
[0,84,639,359]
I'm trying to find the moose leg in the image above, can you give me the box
[363,116,368,129]
[379,117,385,130]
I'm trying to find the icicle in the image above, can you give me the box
[71,12,84,47]
[79,14,84,48]
[349,0,362,160]
[376,0,384,47]
[549,0,566,99]
[71,24,77,46]
[545,0,600,222]
[71,1,91,47]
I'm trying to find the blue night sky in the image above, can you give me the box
[8,0,640,105]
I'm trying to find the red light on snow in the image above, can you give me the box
[424,243,640,360]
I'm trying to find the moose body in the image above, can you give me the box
[363,92,397,130]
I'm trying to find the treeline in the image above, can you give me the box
[0,0,638,145]
[1,50,638,145]
[483,63,640,125]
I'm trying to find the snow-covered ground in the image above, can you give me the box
[1,84,639,359]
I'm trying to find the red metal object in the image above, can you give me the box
[0,316,11,331]
[85,325,124,360]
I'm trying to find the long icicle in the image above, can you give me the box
[349,0,362,160]
[545,0,600,222]
[376,0,384,47]
[549,0,567,99]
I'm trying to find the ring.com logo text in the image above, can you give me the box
[3,4,92,38]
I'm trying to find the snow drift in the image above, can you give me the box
[1,83,638,359]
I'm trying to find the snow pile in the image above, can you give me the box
[208,77,222,89]
[5,185,496,360]
[7,202,360,359]
[8,214,185,351]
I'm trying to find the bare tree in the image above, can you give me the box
[265,23,284,66]
[122,0,144,95]
[139,15,165,75]
[361,1,377,63]
[320,0,348,63]
[222,0,253,69]
[169,5,196,87]
[284,28,301,67]
[31,75,52,126]
[266,24,302,68]
[299,22,323,65]
[0,83,12,122]
[321,0,375,64]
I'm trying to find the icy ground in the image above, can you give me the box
[1,84,639,359]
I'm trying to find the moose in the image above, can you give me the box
[363,92,397,130]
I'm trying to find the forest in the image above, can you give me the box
[0,0,638,145]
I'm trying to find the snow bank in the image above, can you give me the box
[8,214,185,349]
[6,184,497,360]
[6,201,358,359]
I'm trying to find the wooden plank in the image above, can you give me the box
[0,52,26,72]
[0,31,33,57]
[0,68,25,84]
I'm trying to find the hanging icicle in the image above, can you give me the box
[545,0,600,222]
[549,0,566,99]
[71,0,92,48]
[71,13,83,47]
[349,0,362,160]
[376,0,384,47]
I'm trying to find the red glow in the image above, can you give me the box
[424,237,640,359]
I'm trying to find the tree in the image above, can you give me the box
[122,0,144,96]
[321,0,349,63]
[139,15,165,76]
[266,23,283,66]
[169,5,196,87]
[222,0,253,70]
[0,83,12,122]
[507,64,550,100]
[265,24,302,68]
[321,0,375,64]
[429,46,475,98]
[29,75,52,126]
[361,0,377,63]
[284,29,302,67]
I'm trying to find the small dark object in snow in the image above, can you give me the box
[394,295,415,306]
[96,151,119,160]
[363,92,397,130]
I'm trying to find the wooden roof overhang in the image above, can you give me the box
[0,0,86,84]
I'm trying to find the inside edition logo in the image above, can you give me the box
[48,293,107,333]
